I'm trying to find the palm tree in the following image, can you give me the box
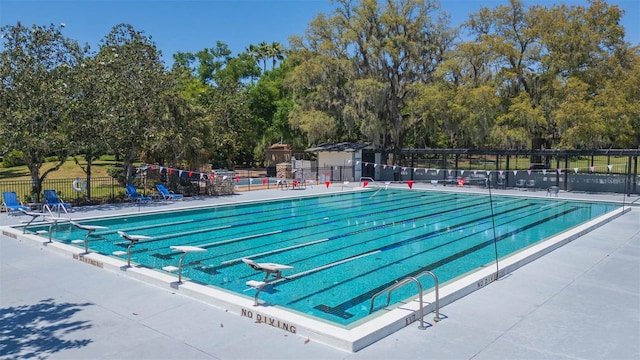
[257,41,270,73]
[246,44,260,65]
[268,42,285,70]
[245,44,261,84]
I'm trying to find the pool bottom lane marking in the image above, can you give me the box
[307,206,581,320]
[127,191,452,255]
[196,199,529,280]
[197,198,517,279]
[176,194,490,265]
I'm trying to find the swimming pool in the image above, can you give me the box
[20,189,621,328]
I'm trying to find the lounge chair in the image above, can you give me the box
[126,185,151,202]
[526,179,536,191]
[2,191,29,214]
[547,185,560,197]
[515,179,526,190]
[445,176,456,186]
[156,184,183,200]
[43,189,71,216]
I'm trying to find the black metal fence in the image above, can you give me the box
[2,149,638,210]
[234,148,639,195]
[393,149,639,194]
[0,173,240,208]
[0,177,122,206]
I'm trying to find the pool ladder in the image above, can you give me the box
[359,177,375,187]
[360,177,386,197]
[369,270,441,330]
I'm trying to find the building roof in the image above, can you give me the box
[305,142,371,152]
[269,143,292,150]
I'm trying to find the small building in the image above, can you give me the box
[305,142,373,182]
[265,143,305,177]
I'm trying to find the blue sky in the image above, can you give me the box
[1,0,638,68]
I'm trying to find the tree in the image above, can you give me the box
[287,0,454,161]
[464,0,638,149]
[247,62,302,164]
[268,42,286,70]
[0,22,81,201]
[139,69,200,171]
[538,0,637,148]
[174,44,263,167]
[66,54,110,201]
[257,41,271,73]
[97,24,168,184]
[173,42,233,85]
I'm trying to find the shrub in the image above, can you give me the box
[1,150,25,167]
[107,166,126,186]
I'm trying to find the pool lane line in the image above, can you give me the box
[278,198,531,266]
[77,193,524,262]
[289,202,575,305]
[254,200,561,288]
[158,194,498,263]
[239,251,382,291]
[303,206,584,320]
[200,198,528,273]
[167,197,500,267]
[126,190,443,250]
[175,230,284,250]
[298,200,568,269]
[93,190,435,241]
[45,190,384,238]
[112,225,233,246]
[136,191,464,254]
[89,194,555,264]
[120,229,283,257]
[172,195,527,266]
[219,238,331,266]
[133,200,566,263]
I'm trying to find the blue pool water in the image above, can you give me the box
[24,190,620,326]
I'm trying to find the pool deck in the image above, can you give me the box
[1,183,639,359]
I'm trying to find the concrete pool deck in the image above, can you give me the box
[1,184,639,359]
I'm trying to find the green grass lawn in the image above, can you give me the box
[0,155,121,180]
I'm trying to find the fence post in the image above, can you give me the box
[564,154,569,190]
[555,156,561,188]
[442,153,447,181]
[634,156,638,195]
[628,156,633,197]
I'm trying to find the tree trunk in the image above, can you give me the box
[29,167,42,203]
[86,160,92,201]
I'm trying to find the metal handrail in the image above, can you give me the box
[370,276,427,330]
[369,270,441,329]
[415,270,441,322]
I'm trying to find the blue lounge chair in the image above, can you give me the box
[126,185,151,202]
[156,184,183,200]
[2,191,29,214]
[43,189,71,216]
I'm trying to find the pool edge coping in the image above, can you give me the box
[0,204,630,352]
